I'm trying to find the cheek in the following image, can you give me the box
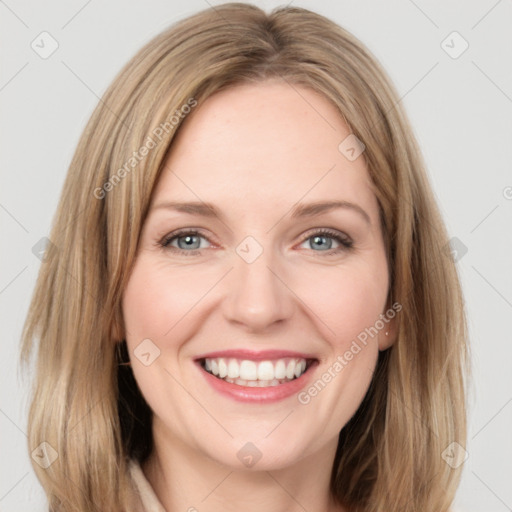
[290,261,387,433]
[122,256,212,342]
[121,257,213,429]
[293,259,389,349]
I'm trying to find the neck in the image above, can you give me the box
[142,421,347,512]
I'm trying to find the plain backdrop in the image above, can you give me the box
[1,0,511,510]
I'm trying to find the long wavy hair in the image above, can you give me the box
[20,3,469,511]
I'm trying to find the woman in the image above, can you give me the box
[20,3,469,511]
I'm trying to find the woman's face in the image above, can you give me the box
[122,81,394,470]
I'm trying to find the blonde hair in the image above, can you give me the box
[20,3,469,511]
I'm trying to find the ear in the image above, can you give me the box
[378,317,397,351]
[377,303,400,351]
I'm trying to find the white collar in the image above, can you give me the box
[129,459,167,512]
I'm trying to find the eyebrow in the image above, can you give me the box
[150,200,371,225]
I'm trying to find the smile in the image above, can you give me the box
[195,350,318,403]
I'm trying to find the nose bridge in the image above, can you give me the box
[222,236,294,330]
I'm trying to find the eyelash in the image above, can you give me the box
[158,228,353,256]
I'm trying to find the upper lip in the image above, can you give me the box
[194,349,318,361]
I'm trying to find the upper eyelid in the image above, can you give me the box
[160,228,213,247]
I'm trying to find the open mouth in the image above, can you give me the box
[199,357,317,388]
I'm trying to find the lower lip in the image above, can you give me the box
[196,361,317,403]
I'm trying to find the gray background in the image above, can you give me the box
[1,0,511,510]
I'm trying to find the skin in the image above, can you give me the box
[122,80,396,512]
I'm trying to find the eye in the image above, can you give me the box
[158,228,353,256]
[298,229,353,253]
[159,229,212,254]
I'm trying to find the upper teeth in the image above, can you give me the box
[204,357,307,381]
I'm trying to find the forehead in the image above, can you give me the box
[152,81,376,215]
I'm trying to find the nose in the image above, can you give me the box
[221,247,295,332]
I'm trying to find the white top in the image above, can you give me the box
[128,459,166,512]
